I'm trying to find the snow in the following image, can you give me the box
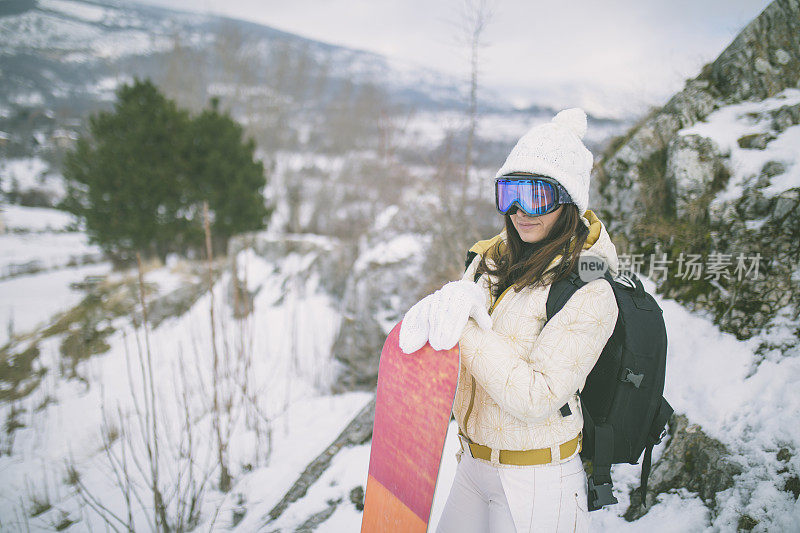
[1,158,50,190]
[10,91,45,107]
[39,0,109,24]
[0,116,795,531]
[373,205,400,231]
[0,231,103,278]
[0,8,796,524]
[86,74,134,99]
[399,109,629,159]
[137,260,193,295]
[624,276,800,531]
[92,29,172,61]
[0,10,105,52]
[0,197,797,530]
[679,88,800,204]
[0,158,66,202]
[0,262,111,346]
[593,489,711,531]
[0,5,176,60]
[0,234,367,530]
[261,443,371,532]
[613,275,800,530]
[353,233,424,273]
[0,205,76,233]
[202,394,373,531]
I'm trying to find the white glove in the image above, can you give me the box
[428,279,492,351]
[399,292,437,354]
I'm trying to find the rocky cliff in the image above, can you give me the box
[595,0,799,348]
[593,0,800,527]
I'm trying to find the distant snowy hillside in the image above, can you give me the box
[0,0,507,126]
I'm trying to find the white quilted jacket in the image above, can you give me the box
[454,209,620,465]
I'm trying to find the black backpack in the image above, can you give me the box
[464,252,673,512]
[545,268,673,511]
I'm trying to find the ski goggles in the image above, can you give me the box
[495,174,573,217]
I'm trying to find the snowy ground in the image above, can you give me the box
[0,204,107,346]
[0,204,109,345]
[0,230,103,277]
[0,262,110,346]
[0,203,104,280]
[0,209,372,531]
[0,204,76,233]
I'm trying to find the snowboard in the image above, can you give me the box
[361,320,460,533]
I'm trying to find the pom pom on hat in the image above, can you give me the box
[494,107,594,214]
[552,108,587,140]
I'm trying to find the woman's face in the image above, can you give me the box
[511,204,563,243]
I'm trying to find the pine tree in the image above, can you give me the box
[62,79,270,264]
[188,97,271,255]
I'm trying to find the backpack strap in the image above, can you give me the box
[545,268,615,320]
[464,233,507,282]
[588,423,618,510]
[464,250,483,282]
[638,396,674,508]
[465,250,478,272]
[580,397,619,510]
[545,270,586,322]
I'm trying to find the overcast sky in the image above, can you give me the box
[132,0,773,116]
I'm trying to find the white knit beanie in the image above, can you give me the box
[495,108,593,215]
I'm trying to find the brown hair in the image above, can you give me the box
[476,203,590,298]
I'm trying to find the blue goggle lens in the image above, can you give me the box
[496,178,559,216]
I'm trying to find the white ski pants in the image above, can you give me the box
[436,445,591,533]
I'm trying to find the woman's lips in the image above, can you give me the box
[518,221,538,228]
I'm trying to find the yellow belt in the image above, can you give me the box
[458,431,582,466]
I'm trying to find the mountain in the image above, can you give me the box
[0,0,482,106]
[0,0,510,144]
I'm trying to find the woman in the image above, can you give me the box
[399,108,620,533]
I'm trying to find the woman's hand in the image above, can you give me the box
[399,292,437,354]
[428,279,492,351]
[399,280,492,354]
